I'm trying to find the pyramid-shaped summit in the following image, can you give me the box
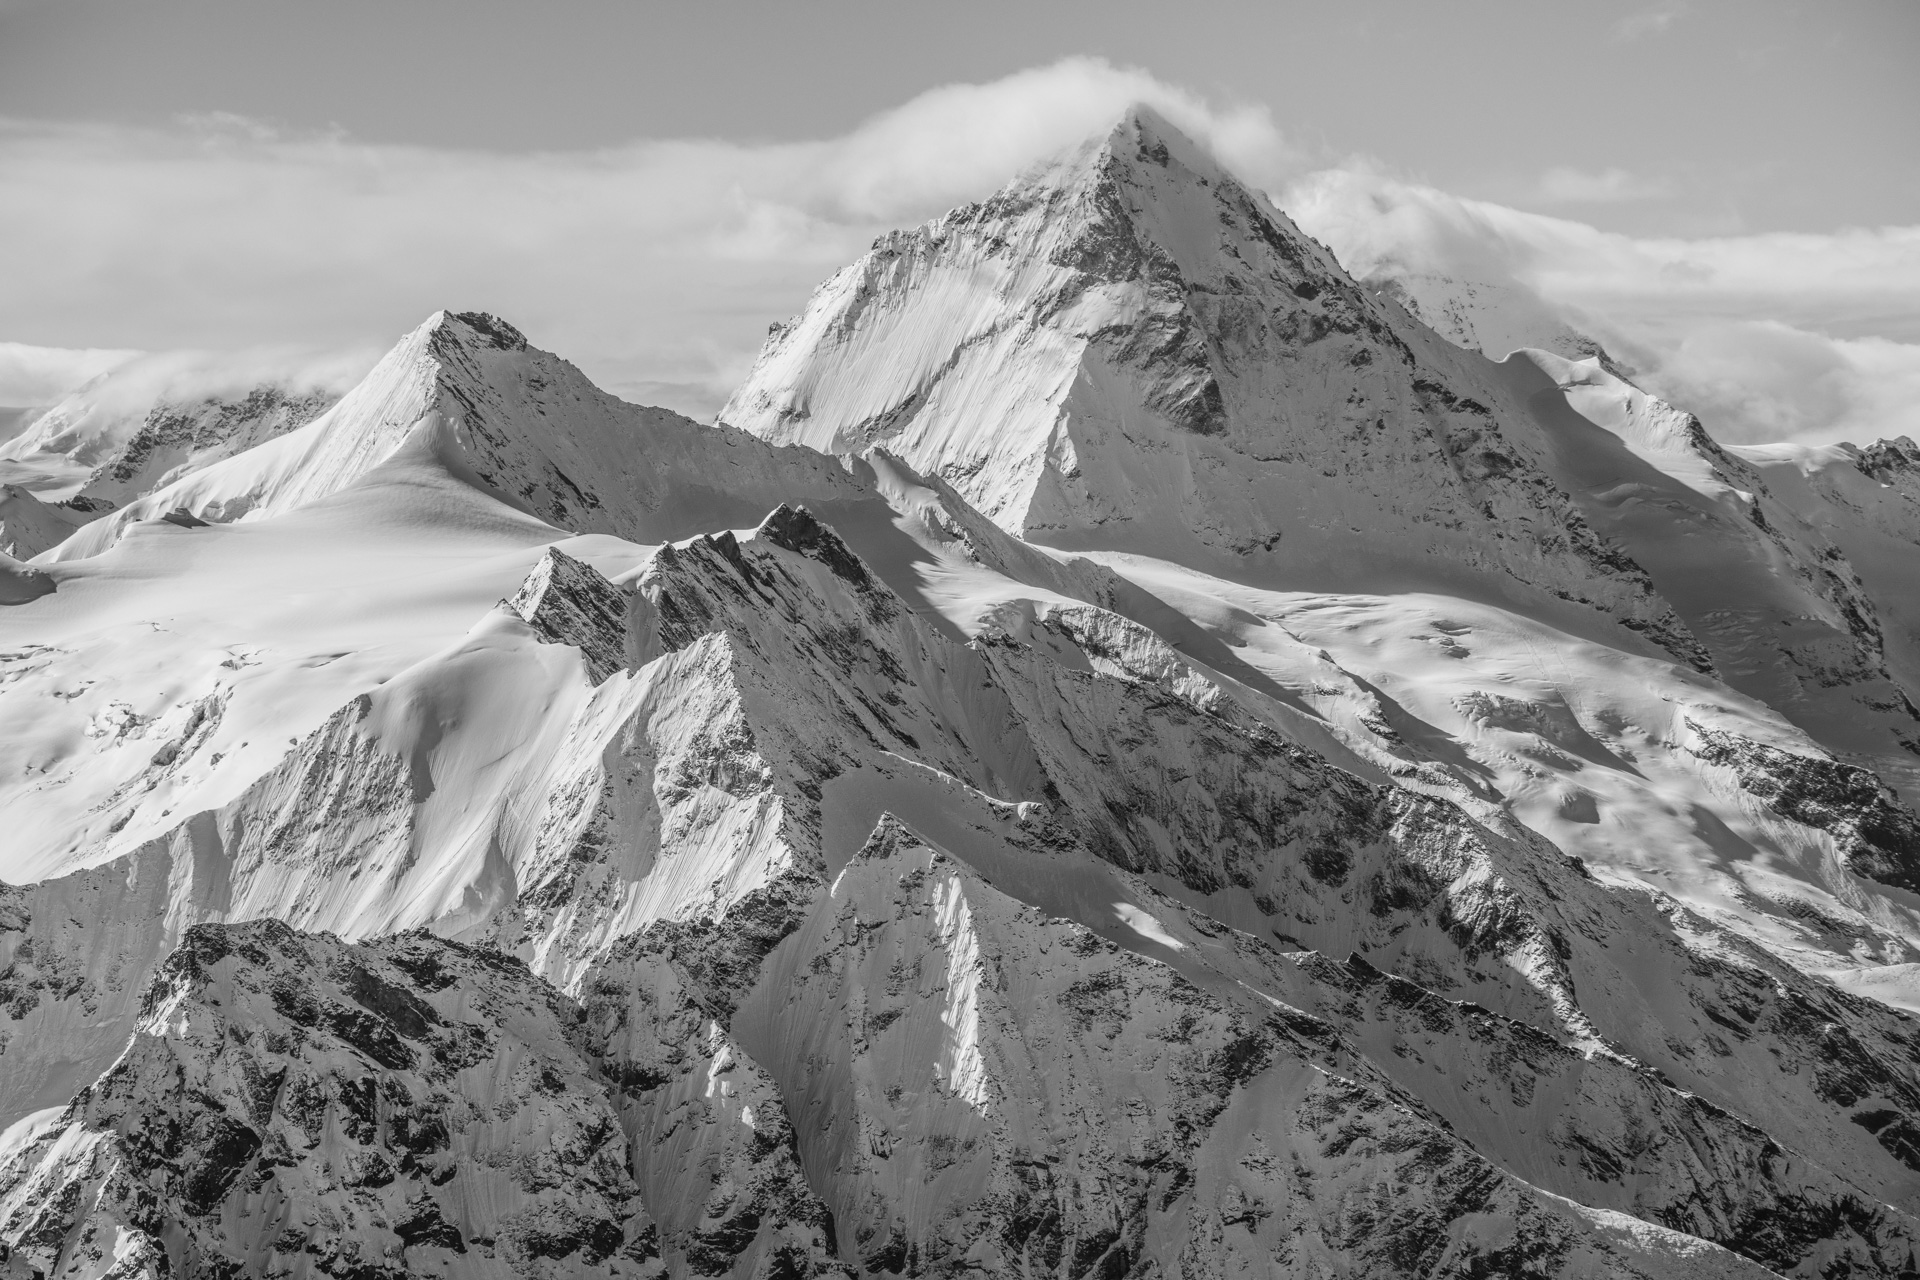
[724,106,1706,667]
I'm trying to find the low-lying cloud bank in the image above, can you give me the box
[0,343,140,408]
[29,345,377,416]
[0,59,1286,416]
[3,57,1914,446]
[1286,166,1920,445]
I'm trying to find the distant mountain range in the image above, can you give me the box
[3,108,1920,1280]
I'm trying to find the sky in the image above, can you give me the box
[1,0,1915,444]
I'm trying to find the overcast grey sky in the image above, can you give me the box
[1,0,1915,443]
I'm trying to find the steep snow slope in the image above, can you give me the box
[0,310,912,886]
[0,315,1146,1137]
[0,441,585,887]
[46,312,867,563]
[0,484,90,561]
[722,105,1705,671]
[1506,353,1920,803]
[0,551,53,606]
[1734,438,1920,745]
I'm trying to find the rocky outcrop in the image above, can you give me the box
[76,385,339,508]
[5,840,1817,1280]
[0,921,658,1280]
[721,815,1778,1279]
[1730,435,1920,803]
[1689,719,1920,892]
[0,366,342,519]
[508,547,635,685]
[1855,437,1920,489]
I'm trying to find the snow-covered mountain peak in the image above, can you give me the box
[980,99,1343,326]
[1030,99,1239,203]
[724,113,1707,667]
[1858,434,1920,482]
[44,308,866,562]
[430,309,530,353]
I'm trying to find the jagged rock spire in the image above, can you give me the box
[507,545,632,685]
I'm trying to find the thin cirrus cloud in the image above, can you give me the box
[3,56,1915,448]
[1286,164,1920,446]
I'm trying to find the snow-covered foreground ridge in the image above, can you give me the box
[2,117,1920,1279]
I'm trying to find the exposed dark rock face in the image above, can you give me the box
[509,546,635,684]
[79,386,338,507]
[1689,719,1920,892]
[0,922,657,1280]
[1855,437,1920,485]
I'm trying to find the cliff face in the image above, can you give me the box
[0,922,659,1280]
[1731,436,1920,801]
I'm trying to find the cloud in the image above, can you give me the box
[1288,166,1920,316]
[791,58,1293,219]
[0,57,1289,419]
[5,55,1909,450]
[1285,164,1920,444]
[1614,8,1682,41]
[0,343,141,406]
[1647,322,1920,446]
[1535,166,1671,205]
[32,345,378,417]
